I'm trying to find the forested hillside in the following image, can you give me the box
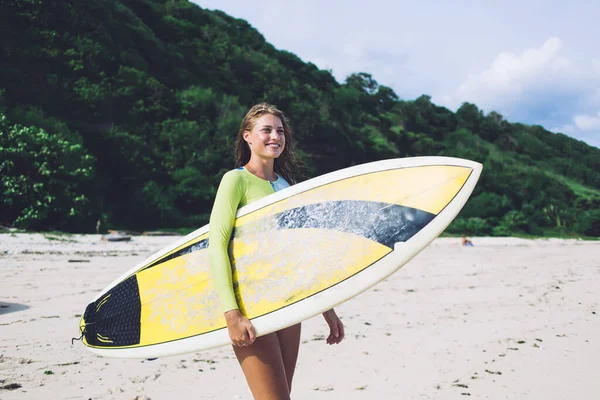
[1,0,599,236]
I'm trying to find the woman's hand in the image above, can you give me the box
[224,309,256,347]
[322,308,344,345]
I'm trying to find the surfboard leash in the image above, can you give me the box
[71,323,92,345]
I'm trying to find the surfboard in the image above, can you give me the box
[79,156,482,358]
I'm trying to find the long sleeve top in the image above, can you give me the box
[208,167,290,313]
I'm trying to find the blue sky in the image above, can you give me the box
[193,0,600,148]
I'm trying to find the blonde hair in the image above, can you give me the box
[235,103,301,184]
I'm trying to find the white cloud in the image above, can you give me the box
[448,37,573,110]
[551,124,576,134]
[574,112,600,131]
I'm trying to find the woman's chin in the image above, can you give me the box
[266,150,282,159]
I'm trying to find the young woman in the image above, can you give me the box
[208,103,344,399]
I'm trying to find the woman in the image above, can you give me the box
[208,103,344,399]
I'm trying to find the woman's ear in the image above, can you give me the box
[243,130,252,145]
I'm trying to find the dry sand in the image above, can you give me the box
[1,233,599,399]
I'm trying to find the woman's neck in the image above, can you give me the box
[244,157,277,181]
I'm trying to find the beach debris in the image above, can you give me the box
[142,231,182,236]
[44,370,54,375]
[55,361,80,367]
[312,385,334,391]
[0,383,22,390]
[312,335,326,341]
[193,358,216,364]
[453,383,469,388]
[364,322,372,326]
[68,259,90,263]
[43,234,77,243]
[108,230,141,236]
[484,369,502,375]
[461,393,471,396]
[355,385,367,390]
[101,234,131,242]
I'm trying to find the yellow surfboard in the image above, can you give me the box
[79,157,482,358]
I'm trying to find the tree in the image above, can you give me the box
[0,114,94,230]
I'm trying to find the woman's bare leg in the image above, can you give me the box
[233,332,290,400]
[275,323,301,392]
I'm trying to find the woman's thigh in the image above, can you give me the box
[275,323,302,390]
[233,332,290,400]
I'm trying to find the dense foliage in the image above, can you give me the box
[1,0,599,236]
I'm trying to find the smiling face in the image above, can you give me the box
[243,113,286,161]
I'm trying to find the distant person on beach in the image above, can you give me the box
[461,234,473,247]
[208,103,344,399]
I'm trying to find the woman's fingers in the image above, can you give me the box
[337,320,345,342]
[327,323,339,344]
[225,311,257,347]
[246,321,257,344]
[325,316,344,345]
[230,319,256,347]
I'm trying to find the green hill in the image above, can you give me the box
[1,0,599,237]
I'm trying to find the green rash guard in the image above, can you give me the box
[208,167,290,313]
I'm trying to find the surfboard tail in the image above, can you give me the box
[81,275,142,348]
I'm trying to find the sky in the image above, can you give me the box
[193,0,600,148]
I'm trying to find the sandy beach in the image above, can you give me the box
[1,233,598,399]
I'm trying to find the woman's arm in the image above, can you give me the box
[208,171,244,313]
[208,171,256,347]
